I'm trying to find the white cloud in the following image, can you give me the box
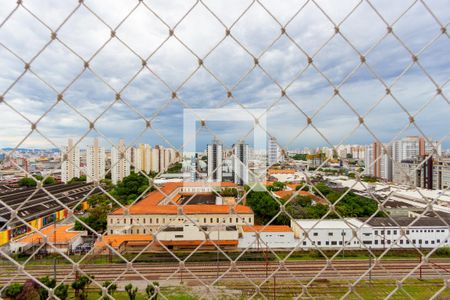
[0,0,448,151]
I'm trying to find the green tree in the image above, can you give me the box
[111,172,153,204]
[18,177,36,187]
[267,181,285,191]
[74,204,109,232]
[291,153,307,161]
[246,191,285,225]
[313,182,333,197]
[38,276,56,300]
[3,283,23,299]
[43,176,56,185]
[100,281,117,299]
[220,188,238,197]
[166,162,182,173]
[71,275,93,300]
[55,284,68,300]
[145,282,159,299]
[125,283,138,300]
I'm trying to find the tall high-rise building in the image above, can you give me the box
[151,147,160,173]
[364,142,392,181]
[111,139,131,184]
[61,138,80,183]
[268,136,283,166]
[392,136,442,162]
[233,142,249,185]
[135,144,152,174]
[86,138,105,183]
[207,139,223,182]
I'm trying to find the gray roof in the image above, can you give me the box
[360,217,450,227]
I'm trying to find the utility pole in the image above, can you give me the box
[273,275,276,299]
[368,247,372,283]
[419,256,422,280]
[53,216,57,280]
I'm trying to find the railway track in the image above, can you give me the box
[1,259,449,284]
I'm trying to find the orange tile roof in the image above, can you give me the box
[159,240,238,246]
[112,182,238,215]
[17,224,84,244]
[95,234,153,249]
[112,204,253,215]
[95,235,237,249]
[273,190,328,205]
[242,225,292,233]
[268,169,296,174]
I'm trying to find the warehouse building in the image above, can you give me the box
[291,217,450,249]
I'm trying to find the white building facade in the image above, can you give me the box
[291,217,450,249]
[85,138,106,183]
[111,139,131,184]
[61,138,80,183]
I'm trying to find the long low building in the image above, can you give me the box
[106,182,254,250]
[9,224,86,254]
[238,225,297,249]
[291,217,450,249]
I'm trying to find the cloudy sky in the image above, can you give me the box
[0,0,448,152]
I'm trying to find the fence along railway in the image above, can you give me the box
[1,259,450,285]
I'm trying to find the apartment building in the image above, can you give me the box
[85,138,105,183]
[207,140,223,182]
[364,142,393,181]
[111,139,131,184]
[61,138,80,183]
[233,142,249,185]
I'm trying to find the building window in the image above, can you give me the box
[331,241,337,245]
[325,241,329,245]
[156,218,159,224]
[204,218,207,223]
[393,230,397,235]
[387,230,390,235]
[249,217,251,223]
[175,235,183,238]
[374,230,378,235]
[143,219,146,224]
[317,241,321,245]
[124,219,127,224]
[328,232,333,236]
[137,229,139,234]
[313,232,318,236]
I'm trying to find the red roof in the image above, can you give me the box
[112,204,252,215]
[111,182,249,215]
